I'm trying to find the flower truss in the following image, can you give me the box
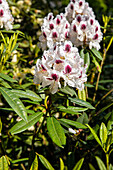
[34,41,87,94]
[34,0,103,94]
[0,0,14,30]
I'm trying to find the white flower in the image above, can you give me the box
[0,0,14,30]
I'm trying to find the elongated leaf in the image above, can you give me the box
[77,113,89,124]
[0,87,27,121]
[60,158,64,170]
[0,156,9,170]
[10,112,43,134]
[58,106,87,114]
[47,117,66,148]
[60,119,87,129]
[73,158,84,170]
[68,97,95,109]
[0,73,17,82]
[90,48,103,60]
[92,55,101,72]
[60,86,77,97]
[11,89,42,102]
[100,123,107,144]
[89,163,96,170]
[11,158,29,164]
[95,156,106,170]
[97,103,113,115]
[36,154,54,170]
[86,124,102,147]
[30,155,38,170]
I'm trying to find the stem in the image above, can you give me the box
[106,153,109,170]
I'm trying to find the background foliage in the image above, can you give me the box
[0,0,113,169]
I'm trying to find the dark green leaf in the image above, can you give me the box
[90,48,103,60]
[68,97,95,109]
[47,117,66,148]
[58,106,87,114]
[10,112,43,134]
[60,119,87,129]
[0,73,17,82]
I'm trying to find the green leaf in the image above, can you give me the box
[60,86,77,97]
[86,124,102,147]
[37,154,54,170]
[95,156,106,170]
[90,48,103,60]
[87,124,99,140]
[11,89,42,102]
[58,106,88,114]
[80,49,85,59]
[0,87,28,122]
[10,112,43,134]
[92,55,101,72]
[77,113,89,124]
[89,163,96,170]
[47,117,66,148]
[30,155,38,170]
[60,158,64,170]
[13,24,21,29]
[0,73,17,82]
[68,97,95,109]
[100,123,107,144]
[0,156,9,170]
[73,158,84,170]
[60,119,87,129]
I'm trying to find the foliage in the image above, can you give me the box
[0,0,113,170]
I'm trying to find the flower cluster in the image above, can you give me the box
[34,0,103,94]
[65,0,103,50]
[0,0,14,30]
[34,41,87,94]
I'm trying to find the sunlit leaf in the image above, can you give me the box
[73,158,84,170]
[36,153,54,170]
[95,156,106,170]
[100,123,107,144]
[86,124,102,147]
[0,87,27,121]
[0,156,9,170]
[60,158,64,170]
[30,155,38,170]
[90,48,103,60]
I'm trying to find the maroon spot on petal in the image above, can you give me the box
[65,65,72,73]
[54,45,56,50]
[41,64,47,71]
[49,23,54,30]
[43,32,47,38]
[52,32,58,38]
[93,34,98,40]
[51,73,58,81]
[65,24,68,29]
[81,24,86,30]
[95,26,98,32]
[43,56,46,60]
[65,32,70,39]
[56,60,63,64]
[0,0,2,4]
[77,16,81,23]
[90,19,94,25]
[56,18,60,25]
[73,25,77,32]
[72,0,75,2]
[79,71,82,78]
[79,1,83,6]
[49,15,52,20]
[65,44,71,52]
[70,4,74,10]
[0,9,4,17]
